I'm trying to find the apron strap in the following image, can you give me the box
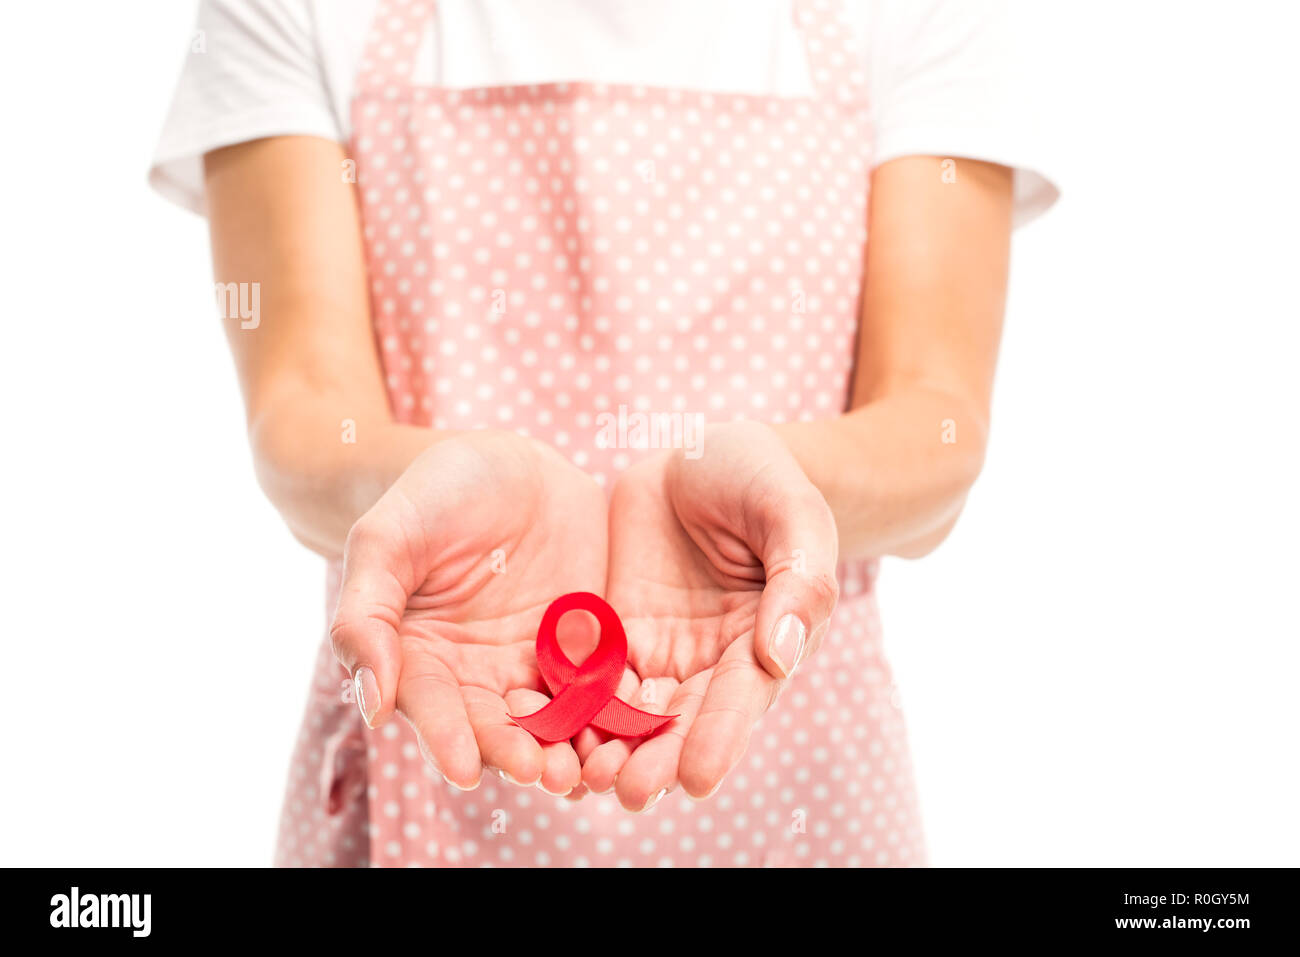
[793,0,870,105]
[356,0,437,94]
[357,0,867,106]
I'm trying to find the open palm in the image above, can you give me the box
[579,421,840,810]
[331,431,606,794]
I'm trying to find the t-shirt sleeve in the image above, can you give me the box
[148,0,343,215]
[863,0,1061,227]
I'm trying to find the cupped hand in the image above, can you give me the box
[578,421,840,809]
[330,431,607,795]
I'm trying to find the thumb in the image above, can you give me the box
[329,520,409,729]
[752,490,840,681]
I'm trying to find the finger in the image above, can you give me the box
[752,489,840,681]
[538,738,582,797]
[572,726,605,765]
[464,686,546,787]
[579,673,669,795]
[581,737,634,795]
[329,519,412,729]
[505,688,582,796]
[614,673,706,812]
[396,658,482,790]
[678,640,779,799]
[571,665,640,764]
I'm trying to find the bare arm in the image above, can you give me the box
[777,155,1013,560]
[204,136,442,557]
[207,140,1008,562]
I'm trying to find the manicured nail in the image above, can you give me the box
[496,767,545,788]
[770,614,807,678]
[537,781,573,797]
[639,788,668,813]
[443,773,480,792]
[354,666,380,727]
[687,781,723,803]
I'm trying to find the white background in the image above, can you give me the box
[1,1,1296,866]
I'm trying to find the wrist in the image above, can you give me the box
[771,392,988,559]
[249,406,448,557]
[771,416,874,556]
[771,417,858,494]
[358,421,450,488]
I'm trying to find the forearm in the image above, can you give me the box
[203,137,451,559]
[775,387,988,561]
[778,157,1011,561]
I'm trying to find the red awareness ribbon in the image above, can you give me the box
[513,592,676,743]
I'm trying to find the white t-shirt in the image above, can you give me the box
[151,0,1058,224]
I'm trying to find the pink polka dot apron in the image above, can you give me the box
[275,0,926,867]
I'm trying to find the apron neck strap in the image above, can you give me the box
[794,0,870,105]
[357,0,437,94]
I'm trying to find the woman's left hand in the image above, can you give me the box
[577,421,840,809]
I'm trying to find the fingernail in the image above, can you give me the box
[638,788,668,813]
[687,781,723,803]
[354,666,380,728]
[770,614,807,678]
[491,766,546,788]
[443,773,480,792]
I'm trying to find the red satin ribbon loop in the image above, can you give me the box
[513,592,676,743]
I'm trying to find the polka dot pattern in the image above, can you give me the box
[274,0,925,867]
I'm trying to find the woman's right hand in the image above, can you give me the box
[329,431,607,794]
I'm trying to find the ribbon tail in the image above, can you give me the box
[591,697,678,738]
